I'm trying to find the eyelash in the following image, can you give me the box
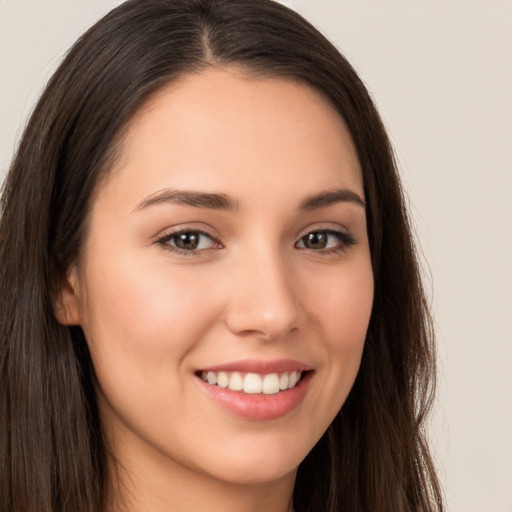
[155,228,356,256]
[295,229,356,254]
[156,229,221,256]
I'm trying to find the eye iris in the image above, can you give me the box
[304,232,328,249]
[174,232,200,250]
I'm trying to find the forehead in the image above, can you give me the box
[101,68,363,210]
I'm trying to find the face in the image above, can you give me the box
[59,69,373,492]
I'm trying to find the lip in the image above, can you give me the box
[198,358,311,374]
[195,359,313,421]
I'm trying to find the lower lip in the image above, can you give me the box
[196,372,312,421]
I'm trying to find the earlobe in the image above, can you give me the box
[53,267,82,326]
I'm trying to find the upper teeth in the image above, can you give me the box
[200,371,302,395]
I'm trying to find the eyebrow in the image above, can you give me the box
[299,189,367,210]
[133,187,366,213]
[134,189,238,212]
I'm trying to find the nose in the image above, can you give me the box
[224,250,301,342]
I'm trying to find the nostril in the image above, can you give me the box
[224,302,300,341]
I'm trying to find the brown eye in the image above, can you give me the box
[296,230,356,252]
[302,232,328,249]
[158,230,219,253]
[174,232,201,251]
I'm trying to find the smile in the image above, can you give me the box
[196,361,313,420]
[200,370,303,395]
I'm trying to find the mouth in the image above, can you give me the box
[194,360,313,420]
[197,370,305,395]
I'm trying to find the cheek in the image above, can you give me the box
[76,251,231,454]
[78,249,223,385]
[305,257,374,346]
[302,257,373,415]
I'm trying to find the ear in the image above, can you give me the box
[53,266,82,326]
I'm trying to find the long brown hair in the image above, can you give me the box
[0,1,443,511]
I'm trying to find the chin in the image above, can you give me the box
[207,459,299,487]
[190,433,311,487]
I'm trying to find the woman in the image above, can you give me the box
[0,0,443,511]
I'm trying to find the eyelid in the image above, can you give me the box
[295,222,351,240]
[155,225,223,255]
[154,222,219,241]
[294,224,357,251]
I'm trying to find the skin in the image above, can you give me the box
[57,68,374,512]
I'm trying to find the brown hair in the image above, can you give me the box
[0,1,443,511]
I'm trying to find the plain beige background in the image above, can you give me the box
[1,1,511,511]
